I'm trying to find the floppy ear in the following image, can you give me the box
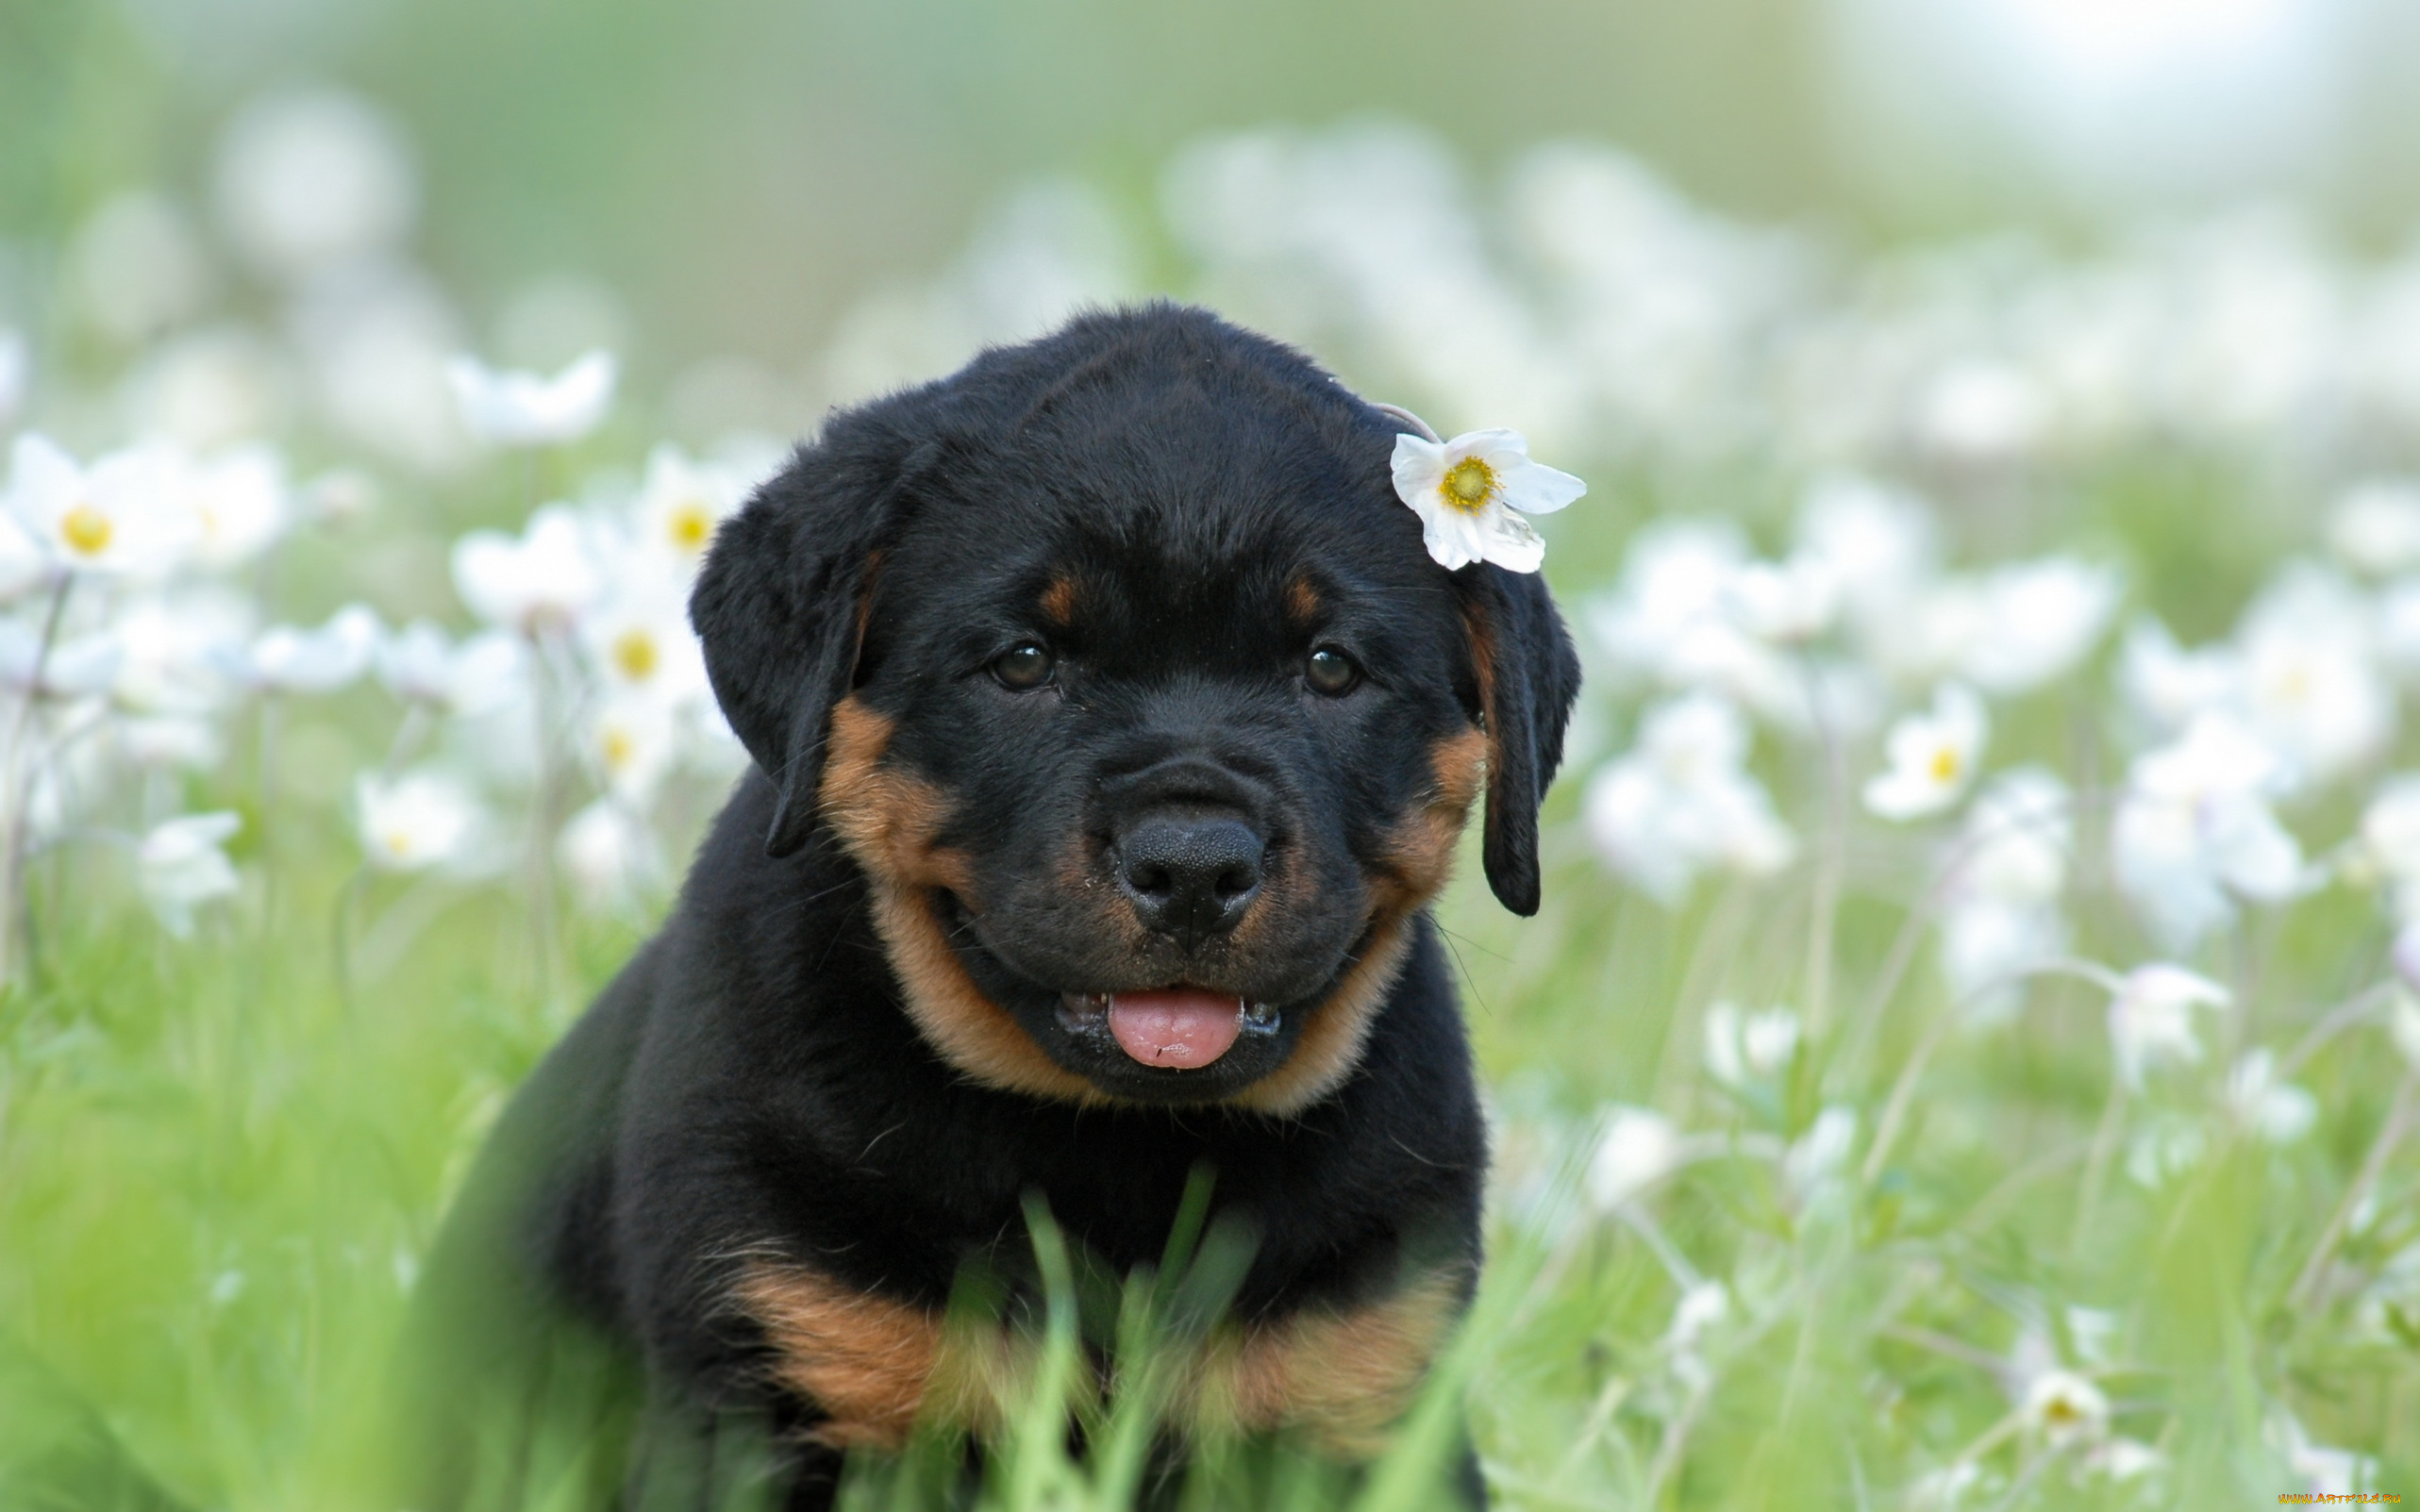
[690,428,931,858]
[1457,565,1583,916]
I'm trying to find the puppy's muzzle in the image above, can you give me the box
[1114,812,1264,952]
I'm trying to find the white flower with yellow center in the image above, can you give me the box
[578,575,707,704]
[1863,682,1988,821]
[5,433,197,578]
[2105,963,2230,1090]
[2020,1369,2110,1448]
[137,811,242,938]
[356,770,480,872]
[1389,426,1583,573]
[584,693,676,802]
[631,444,744,572]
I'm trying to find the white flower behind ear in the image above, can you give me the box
[1390,427,1583,573]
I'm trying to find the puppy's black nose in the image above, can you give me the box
[1116,815,1264,951]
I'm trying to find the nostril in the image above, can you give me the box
[1126,859,1175,898]
[1212,862,1259,902]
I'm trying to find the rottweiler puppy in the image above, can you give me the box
[410,304,1579,1509]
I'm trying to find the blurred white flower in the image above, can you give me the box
[2360,776,2420,919]
[2113,712,2309,949]
[1795,474,1938,620]
[2081,1437,2164,1484]
[1588,520,1805,721]
[233,604,381,694]
[214,88,417,279]
[2119,617,2236,733]
[291,261,467,472]
[2018,1369,2109,1448]
[0,330,25,427]
[2126,1113,2210,1188]
[1939,768,2072,1016]
[2268,1408,2375,1496]
[583,693,677,802]
[110,587,254,715]
[1583,692,1795,902]
[631,444,746,571]
[1722,555,1837,642]
[2329,479,2420,576]
[357,770,479,872]
[2234,565,2394,787]
[1955,557,2121,695]
[1903,1462,1985,1511]
[558,798,665,914]
[579,575,708,705]
[182,445,289,571]
[1389,427,1583,573]
[376,622,526,715]
[69,191,214,345]
[1663,1280,1728,1391]
[2226,1048,2317,1144]
[2390,985,2420,1069]
[117,714,223,772]
[1703,1001,1800,1088]
[2104,963,2230,1090]
[1586,1105,1681,1210]
[1782,1105,1856,1201]
[0,622,123,697]
[1864,682,1988,821]
[452,505,604,634]
[6,434,197,578]
[137,811,241,938]
[447,350,616,448]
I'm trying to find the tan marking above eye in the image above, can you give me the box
[1040,574,1079,626]
[1284,574,1321,624]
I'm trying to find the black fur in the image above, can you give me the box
[410,306,1581,1509]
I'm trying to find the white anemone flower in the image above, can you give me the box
[584,693,678,802]
[1722,554,1838,643]
[118,714,224,772]
[558,798,665,914]
[1389,427,1584,573]
[447,350,616,447]
[6,434,197,578]
[579,576,708,704]
[1585,1105,1681,1211]
[1863,682,1988,821]
[376,622,526,716]
[183,445,290,571]
[1940,768,2073,1018]
[0,330,25,427]
[2360,775,2420,920]
[137,811,242,938]
[2328,479,2420,576]
[452,505,604,635]
[1782,1105,1857,1202]
[357,770,480,872]
[2119,617,2237,734]
[1702,1001,1800,1088]
[2113,712,2309,949]
[2104,964,2230,1091]
[1583,692,1795,902]
[236,604,381,693]
[2019,1369,2110,1449]
[2226,1048,2317,1144]
[631,444,745,571]
[2234,566,2394,788]
[110,587,254,715]
[1956,557,2122,696]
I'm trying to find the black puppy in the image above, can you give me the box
[412,305,1580,1509]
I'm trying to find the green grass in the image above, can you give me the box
[3,465,2418,1510]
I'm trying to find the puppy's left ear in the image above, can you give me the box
[691,425,933,858]
[1458,565,1583,916]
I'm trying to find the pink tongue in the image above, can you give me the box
[1108,989,1244,1068]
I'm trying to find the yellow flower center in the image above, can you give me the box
[668,502,713,551]
[2043,1396,2081,1425]
[383,829,415,858]
[611,629,659,682]
[1929,746,1961,784]
[1442,457,1497,514]
[61,502,114,557]
[603,728,635,771]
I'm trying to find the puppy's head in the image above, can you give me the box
[692,306,1579,1112]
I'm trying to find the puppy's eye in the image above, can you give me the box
[1304,646,1360,696]
[991,642,1056,690]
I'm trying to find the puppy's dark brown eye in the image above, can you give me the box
[1305,646,1360,696]
[992,642,1055,690]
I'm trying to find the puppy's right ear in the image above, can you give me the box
[690,428,931,858]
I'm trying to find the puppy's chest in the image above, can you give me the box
[732,1257,1464,1458]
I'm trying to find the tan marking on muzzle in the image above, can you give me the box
[820,698,1103,1105]
[1189,1267,1467,1458]
[1230,729,1483,1115]
[733,1262,1033,1451]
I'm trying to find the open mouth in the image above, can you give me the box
[1057,989,1283,1070]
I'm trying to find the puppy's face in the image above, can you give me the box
[694,309,1577,1112]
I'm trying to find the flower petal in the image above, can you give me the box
[1499,459,1587,516]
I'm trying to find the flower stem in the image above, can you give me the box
[2288,1062,2420,1311]
[0,573,74,983]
